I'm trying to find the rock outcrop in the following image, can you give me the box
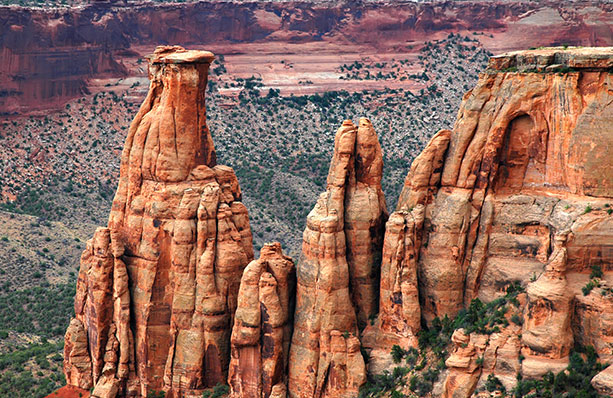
[59,46,613,398]
[63,46,254,397]
[288,118,386,398]
[521,234,574,378]
[592,364,613,396]
[364,47,613,390]
[363,128,451,373]
[228,242,295,398]
[575,282,613,363]
[442,329,482,398]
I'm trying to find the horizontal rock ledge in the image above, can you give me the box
[146,45,215,64]
[488,46,613,72]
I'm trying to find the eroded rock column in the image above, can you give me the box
[521,234,574,378]
[64,46,254,398]
[289,118,386,398]
[228,242,295,398]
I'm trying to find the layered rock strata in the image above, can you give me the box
[228,242,295,398]
[63,46,254,397]
[288,118,387,398]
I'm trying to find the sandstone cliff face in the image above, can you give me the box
[364,47,613,394]
[392,47,613,319]
[228,242,295,398]
[64,46,254,398]
[288,118,386,398]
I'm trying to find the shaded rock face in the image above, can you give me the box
[288,118,386,398]
[228,242,295,398]
[64,46,254,397]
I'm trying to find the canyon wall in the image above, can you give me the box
[59,46,613,398]
[3,0,613,114]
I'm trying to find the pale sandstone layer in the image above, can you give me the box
[64,46,254,398]
[288,118,387,398]
[365,47,613,395]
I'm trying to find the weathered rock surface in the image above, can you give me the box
[63,46,254,397]
[367,47,613,391]
[592,364,613,396]
[288,118,386,398]
[574,282,613,363]
[372,47,613,326]
[443,329,482,398]
[521,234,574,378]
[228,242,295,398]
[363,129,451,374]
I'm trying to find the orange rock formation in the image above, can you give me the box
[288,118,387,398]
[61,46,613,398]
[364,47,613,395]
[63,45,254,397]
[228,242,295,398]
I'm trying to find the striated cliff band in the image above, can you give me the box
[2,0,613,115]
[56,46,612,398]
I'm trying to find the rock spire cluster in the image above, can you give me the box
[60,46,613,398]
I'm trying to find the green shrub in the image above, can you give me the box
[590,265,603,280]
[485,374,506,393]
[391,345,407,364]
[512,346,603,397]
[202,384,229,398]
[583,279,598,296]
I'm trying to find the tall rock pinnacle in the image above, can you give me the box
[288,119,387,398]
[63,46,254,397]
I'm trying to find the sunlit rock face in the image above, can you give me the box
[288,118,387,398]
[63,45,254,398]
[365,47,613,393]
